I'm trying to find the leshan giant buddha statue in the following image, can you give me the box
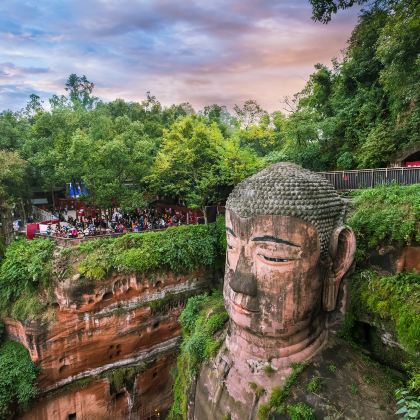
[193,163,356,419]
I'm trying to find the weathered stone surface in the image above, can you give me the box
[194,336,398,420]
[193,163,357,418]
[4,268,210,419]
[20,353,176,420]
[368,245,420,274]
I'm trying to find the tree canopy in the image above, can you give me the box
[0,1,418,214]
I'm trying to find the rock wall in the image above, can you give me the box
[367,245,420,274]
[5,268,211,419]
[20,353,176,420]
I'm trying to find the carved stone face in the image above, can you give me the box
[224,209,323,339]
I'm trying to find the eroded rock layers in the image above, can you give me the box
[5,268,210,419]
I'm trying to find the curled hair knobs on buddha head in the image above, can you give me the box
[225,162,345,257]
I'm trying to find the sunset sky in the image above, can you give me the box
[0,0,360,112]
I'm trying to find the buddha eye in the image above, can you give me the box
[258,254,290,263]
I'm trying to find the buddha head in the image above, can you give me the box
[224,163,356,342]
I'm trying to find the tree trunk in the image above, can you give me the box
[20,198,27,224]
[202,206,208,225]
[51,186,55,210]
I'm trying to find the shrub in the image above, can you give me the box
[395,389,420,420]
[77,224,220,280]
[348,184,420,257]
[307,376,323,393]
[352,270,420,353]
[288,403,315,420]
[0,340,38,419]
[0,238,55,320]
[168,291,228,419]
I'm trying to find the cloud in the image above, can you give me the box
[0,0,360,112]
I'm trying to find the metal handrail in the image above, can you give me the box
[317,166,420,190]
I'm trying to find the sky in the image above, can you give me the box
[0,0,360,113]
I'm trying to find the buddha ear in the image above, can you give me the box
[323,226,356,312]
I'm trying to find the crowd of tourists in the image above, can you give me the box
[47,207,197,239]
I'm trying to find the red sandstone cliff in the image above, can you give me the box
[5,267,210,419]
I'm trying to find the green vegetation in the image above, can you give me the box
[328,363,337,374]
[149,291,196,315]
[1,2,418,229]
[0,340,38,419]
[307,376,323,393]
[287,402,315,420]
[249,382,266,399]
[263,364,276,377]
[76,224,221,280]
[348,184,420,257]
[340,268,420,416]
[0,151,28,256]
[168,291,228,420]
[395,389,420,420]
[106,363,147,394]
[257,362,308,419]
[349,270,420,354]
[0,238,55,320]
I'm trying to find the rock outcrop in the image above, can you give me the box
[5,268,211,419]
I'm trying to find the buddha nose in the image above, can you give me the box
[229,248,257,297]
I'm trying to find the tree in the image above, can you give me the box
[0,151,28,253]
[218,138,263,187]
[309,0,369,23]
[148,116,223,220]
[65,74,98,109]
[24,94,44,119]
[0,112,30,151]
[201,104,237,135]
[233,100,267,129]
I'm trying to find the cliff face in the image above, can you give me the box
[5,268,210,419]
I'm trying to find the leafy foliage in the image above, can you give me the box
[0,238,55,320]
[0,340,38,419]
[288,402,316,420]
[77,224,220,280]
[168,291,228,420]
[307,376,323,393]
[349,270,420,354]
[395,389,420,420]
[348,184,420,256]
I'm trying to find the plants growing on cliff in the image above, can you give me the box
[307,376,323,393]
[288,402,315,420]
[168,290,228,420]
[0,238,55,320]
[0,340,38,419]
[350,270,420,354]
[76,224,220,280]
[257,362,308,419]
[348,184,420,257]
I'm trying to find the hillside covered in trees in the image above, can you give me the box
[0,0,418,216]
